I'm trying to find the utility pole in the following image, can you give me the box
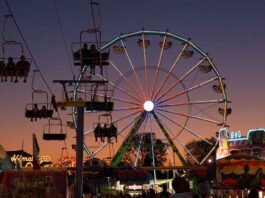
[75,107,84,198]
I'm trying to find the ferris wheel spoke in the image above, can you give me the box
[109,59,145,102]
[155,57,206,102]
[152,112,187,166]
[141,33,150,99]
[84,129,94,136]
[113,109,143,124]
[156,117,199,165]
[83,144,94,158]
[157,99,226,108]
[112,112,147,167]
[151,117,177,168]
[155,111,213,145]
[157,108,224,126]
[153,43,188,101]
[95,74,143,104]
[149,113,157,181]
[92,112,143,156]
[157,76,218,105]
[120,40,147,100]
[175,136,200,165]
[134,114,148,166]
[150,34,168,100]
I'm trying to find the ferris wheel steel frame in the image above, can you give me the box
[72,29,229,167]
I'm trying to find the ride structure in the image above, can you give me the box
[72,29,231,177]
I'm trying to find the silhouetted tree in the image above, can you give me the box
[120,132,168,167]
[185,137,217,165]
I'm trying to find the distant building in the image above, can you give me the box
[216,128,265,160]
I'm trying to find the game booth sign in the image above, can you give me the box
[215,128,265,190]
[0,170,67,198]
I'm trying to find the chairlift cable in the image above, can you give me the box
[5,0,53,95]
[52,0,75,79]
[5,0,62,119]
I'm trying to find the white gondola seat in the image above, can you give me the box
[199,65,212,73]
[113,45,126,54]
[218,107,232,116]
[182,50,194,58]
[138,39,150,48]
[213,84,226,93]
[159,41,172,49]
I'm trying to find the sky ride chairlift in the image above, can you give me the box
[1,15,31,83]
[1,40,31,83]
[43,117,67,141]
[25,70,53,121]
[94,113,117,143]
[72,29,109,77]
[85,83,113,112]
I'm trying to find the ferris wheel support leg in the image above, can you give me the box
[151,111,187,166]
[111,112,146,167]
[75,107,84,198]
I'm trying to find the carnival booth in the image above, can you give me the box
[214,128,265,197]
[216,153,265,189]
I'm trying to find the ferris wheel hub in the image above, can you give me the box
[143,101,154,112]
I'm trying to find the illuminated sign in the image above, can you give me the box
[11,155,32,162]
[10,155,51,163]
[230,131,242,139]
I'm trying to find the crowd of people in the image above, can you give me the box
[80,176,260,198]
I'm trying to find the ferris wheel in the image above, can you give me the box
[72,29,231,168]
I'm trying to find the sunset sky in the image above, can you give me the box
[0,0,264,162]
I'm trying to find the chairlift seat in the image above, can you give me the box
[94,123,117,142]
[86,101,113,111]
[74,51,109,66]
[25,105,53,120]
[43,133,66,141]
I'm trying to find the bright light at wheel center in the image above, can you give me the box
[143,101,154,112]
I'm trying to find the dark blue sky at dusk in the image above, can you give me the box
[0,0,264,161]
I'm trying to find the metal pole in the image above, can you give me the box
[75,107,84,198]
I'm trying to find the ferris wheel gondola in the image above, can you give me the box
[72,29,232,168]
